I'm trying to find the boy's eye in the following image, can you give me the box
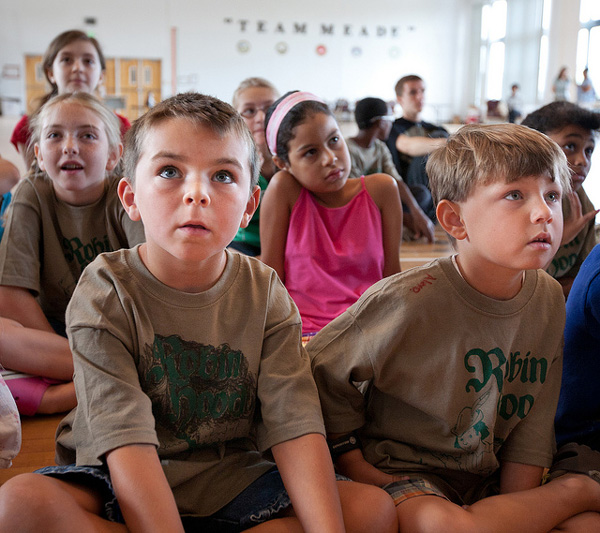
[546,191,561,203]
[81,132,98,140]
[213,170,233,183]
[585,147,594,158]
[304,148,317,158]
[562,143,576,152]
[504,191,522,201]
[158,166,181,179]
[46,131,60,139]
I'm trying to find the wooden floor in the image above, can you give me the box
[0,228,453,487]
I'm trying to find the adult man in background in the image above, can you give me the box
[386,75,448,221]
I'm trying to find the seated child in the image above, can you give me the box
[0,92,144,416]
[347,97,434,242]
[260,91,403,339]
[309,123,600,532]
[10,30,130,170]
[229,77,280,256]
[555,242,600,450]
[521,101,600,297]
[0,93,396,532]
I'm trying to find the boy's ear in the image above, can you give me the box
[272,155,289,171]
[240,185,261,229]
[106,143,123,172]
[117,177,141,221]
[436,199,467,241]
[34,143,45,171]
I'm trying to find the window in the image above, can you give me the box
[480,0,507,102]
[577,1,600,87]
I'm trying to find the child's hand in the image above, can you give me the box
[561,191,599,246]
[408,210,435,243]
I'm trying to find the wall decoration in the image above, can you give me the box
[275,42,288,54]
[1,64,20,79]
[316,44,327,56]
[389,47,401,58]
[237,40,251,54]
[351,46,362,57]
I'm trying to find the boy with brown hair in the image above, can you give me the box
[0,93,395,532]
[310,123,600,532]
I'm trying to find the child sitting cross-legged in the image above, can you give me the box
[309,123,600,532]
[0,93,396,533]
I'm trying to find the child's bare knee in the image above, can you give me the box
[338,481,397,533]
[398,497,479,533]
[0,474,55,528]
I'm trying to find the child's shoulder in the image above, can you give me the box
[362,172,399,204]
[264,169,303,205]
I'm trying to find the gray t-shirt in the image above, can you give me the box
[347,138,403,182]
[56,248,325,516]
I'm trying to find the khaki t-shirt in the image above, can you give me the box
[56,248,325,516]
[0,173,144,324]
[310,257,565,478]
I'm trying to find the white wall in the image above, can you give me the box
[0,0,472,122]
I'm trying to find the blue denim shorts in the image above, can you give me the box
[36,465,294,532]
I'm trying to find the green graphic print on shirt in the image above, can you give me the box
[140,334,257,448]
[427,346,549,474]
[62,234,113,270]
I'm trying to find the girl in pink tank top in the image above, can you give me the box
[260,91,403,336]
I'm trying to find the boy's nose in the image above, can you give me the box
[183,179,210,206]
[531,197,553,223]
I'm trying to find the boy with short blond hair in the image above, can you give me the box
[309,123,600,532]
[0,93,396,533]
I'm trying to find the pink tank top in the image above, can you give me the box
[285,177,384,334]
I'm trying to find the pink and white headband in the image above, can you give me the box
[265,91,326,156]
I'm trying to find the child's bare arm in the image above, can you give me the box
[499,460,544,494]
[272,433,345,533]
[334,447,397,487]
[259,171,300,281]
[0,285,55,333]
[365,174,403,277]
[107,444,184,533]
[561,190,599,246]
[396,134,446,157]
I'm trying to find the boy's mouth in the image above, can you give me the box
[529,233,551,245]
[60,162,84,171]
